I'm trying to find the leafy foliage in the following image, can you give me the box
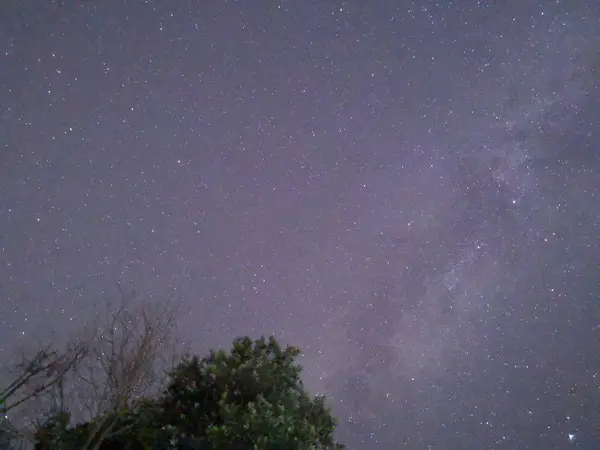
[160,336,344,449]
[34,400,171,449]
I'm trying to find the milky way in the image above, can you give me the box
[1,1,599,448]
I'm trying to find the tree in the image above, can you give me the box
[34,399,168,450]
[159,335,345,449]
[32,284,187,450]
[34,335,345,450]
[74,284,183,417]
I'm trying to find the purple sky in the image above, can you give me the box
[1,1,600,448]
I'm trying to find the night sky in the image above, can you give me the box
[1,0,600,448]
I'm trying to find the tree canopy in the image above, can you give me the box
[31,336,344,450]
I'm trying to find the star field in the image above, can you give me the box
[1,1,600,448]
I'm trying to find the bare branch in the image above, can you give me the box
[1,340,88,415]
[67,284,186,447]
